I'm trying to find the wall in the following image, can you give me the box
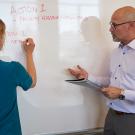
[0,0,134,135]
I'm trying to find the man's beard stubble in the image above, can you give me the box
[111,33,120,42]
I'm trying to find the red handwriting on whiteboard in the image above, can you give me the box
[10,3,83,22]
[11,3,46,15]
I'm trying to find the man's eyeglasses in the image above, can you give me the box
[110,21,135,29]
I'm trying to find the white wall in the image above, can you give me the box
[0,0,135,135]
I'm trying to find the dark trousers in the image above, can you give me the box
[103,108,135,135]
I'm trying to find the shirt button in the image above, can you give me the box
[115,77,117,80]
[118,65,121,67]
[123,52,125,55]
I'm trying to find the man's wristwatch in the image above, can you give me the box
[119,89,125,100]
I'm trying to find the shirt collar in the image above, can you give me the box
[119,39,135,49]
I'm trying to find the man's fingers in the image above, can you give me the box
[102,88,106,92]
[68,68,76,75]
[68,68,73,73]
[101,88,108,97]
[77,65,84,71]
[101,88,108,93]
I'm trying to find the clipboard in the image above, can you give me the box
[65,78,103,90]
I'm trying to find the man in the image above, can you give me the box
[0,19,37,135]
[68,6,135,135]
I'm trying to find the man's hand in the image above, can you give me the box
[22,38,35,54]
[68,65,88,79]
[101,86,122,99]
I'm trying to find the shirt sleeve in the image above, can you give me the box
[13,62,32,91]
[88,74,110,87]
[124,89,135,102]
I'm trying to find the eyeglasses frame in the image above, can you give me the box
[110,21,135,29]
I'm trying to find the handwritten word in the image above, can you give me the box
[6,31,26,37]
[12,15,83,22]
[11,3,46,15]
[6,39,22,45]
